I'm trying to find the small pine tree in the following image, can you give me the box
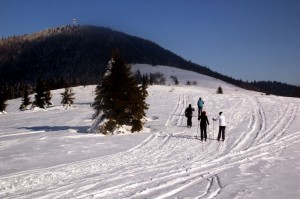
[61,87,75,109]
[19,86,31,110]
[142,74,150,86]
[142,74,150,87]
[45,90,53,107]
[45,78,53,107]
[295,86,300,98]
[92,50,148,134]
[134,69,142,84]
[33,78,46,108]
[132,79,148,132]
[32,78,52,108]
[0,89,8,113]
[170,76,179,85]
[3,83,14,100]
[217,86,223,94]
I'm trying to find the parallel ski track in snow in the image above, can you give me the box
[0,93,299,198]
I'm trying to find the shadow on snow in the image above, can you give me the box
[18,125,90,133]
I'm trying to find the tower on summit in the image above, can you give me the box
[72,18,77,26]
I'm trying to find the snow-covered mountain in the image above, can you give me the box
[1,65,300,198]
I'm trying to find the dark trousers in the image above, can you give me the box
[200,125,207,140]
[198,107,203,116]
[187,116,192,127]
[217,126,226,141]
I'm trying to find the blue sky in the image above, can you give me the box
[1,0,299,86]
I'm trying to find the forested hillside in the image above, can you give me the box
[0,25,191,87]
[0,25,299,98]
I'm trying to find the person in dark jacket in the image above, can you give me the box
[198,111,209,141]
[185,104,194,128]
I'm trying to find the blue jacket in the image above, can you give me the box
[198,99,204,108]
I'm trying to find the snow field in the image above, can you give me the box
[0,65,300,198]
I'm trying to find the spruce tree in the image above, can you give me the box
[19,86,31,110]
[134,69,142,84]
[33,78,52,108]
[3,83,13,100]
[33,78,46,108]
[92,50,148,134]
[217,86,223,94]
[61,87,75,109]
[170,76,179,85]
[0,89,8,113]
[45,90,53,107]
[44,79,53,106]
[132,79,148,131]
[142,74,150,86]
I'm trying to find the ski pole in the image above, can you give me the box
[196,120,200,138]
[213,120,215,140]
[208,124,210,140]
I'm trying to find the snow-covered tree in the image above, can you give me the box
[61,87,75,109]
[91,50,148,134]
[19,86,31,110]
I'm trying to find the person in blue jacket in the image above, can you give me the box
[197,97,204,117]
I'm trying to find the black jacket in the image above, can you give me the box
[199,114,209,126]
[185,107,194,117]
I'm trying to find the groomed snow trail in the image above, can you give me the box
[0,86,299,198]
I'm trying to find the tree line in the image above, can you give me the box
[0,78,75,112]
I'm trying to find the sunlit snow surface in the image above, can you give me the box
[1,65,300,198]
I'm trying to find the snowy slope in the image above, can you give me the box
[0,65,300,199]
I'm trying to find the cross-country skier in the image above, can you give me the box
[197,97,204,117]
[198,111,209,141]
[213,112,226,141]
[185,104,195,128]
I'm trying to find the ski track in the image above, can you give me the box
[1,93,300,198]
